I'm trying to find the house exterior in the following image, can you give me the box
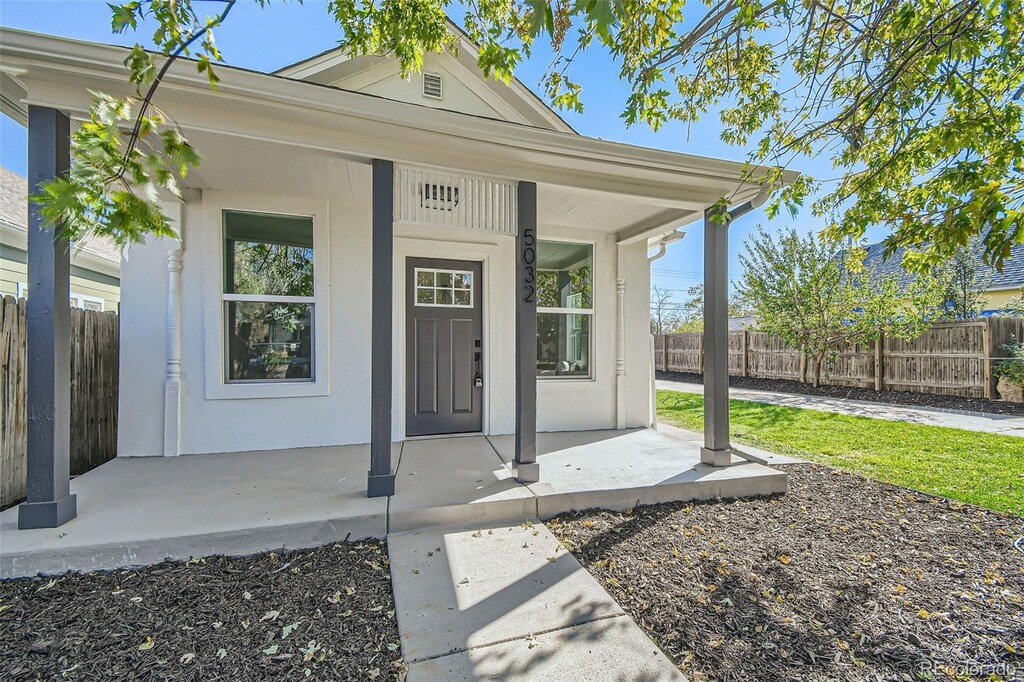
[0,166,120,311]
[0,25,793,528]
[861,240,1024,314]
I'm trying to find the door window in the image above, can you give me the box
[414,268,474,308]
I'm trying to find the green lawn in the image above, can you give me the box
[657,389,1024,516]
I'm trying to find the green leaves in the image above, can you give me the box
[31,91,195,248]
[738,228,946,386]
[36,0,1022,257]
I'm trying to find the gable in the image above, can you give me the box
[275,34,575,134]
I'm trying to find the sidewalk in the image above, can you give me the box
[389,522,686,681]
[657,379,1024,436]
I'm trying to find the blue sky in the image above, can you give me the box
[0,0,885,304]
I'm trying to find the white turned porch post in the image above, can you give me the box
[163,244,183,456]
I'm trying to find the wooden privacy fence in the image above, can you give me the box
[1,295,119,508]
[654,317,1024,399]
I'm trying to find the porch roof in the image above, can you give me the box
[0,27,798,244]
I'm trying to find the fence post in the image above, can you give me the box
[741,329,748,377]
[982,318,993,400]
[697,333,705,375]
[874,332,884,392]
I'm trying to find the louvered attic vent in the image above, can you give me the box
[421,183,459,211]
[422,72,443,99]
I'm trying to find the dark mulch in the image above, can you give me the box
[0,541,404,680]
[657,370,1024,416]
[549,465,1024,682]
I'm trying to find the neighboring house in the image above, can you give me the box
[0,166,121,311]
[0,24,793,522]
[861,240,1024,314]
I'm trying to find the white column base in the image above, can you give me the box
[163,379,182,456]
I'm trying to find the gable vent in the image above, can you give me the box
[422,72,443,99]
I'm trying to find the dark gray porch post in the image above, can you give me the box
[19,106,77,529]
[514,181,539,482]
[368,158,396,497]
[701,207,731,466]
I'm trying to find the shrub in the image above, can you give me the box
[993,335,1024,385]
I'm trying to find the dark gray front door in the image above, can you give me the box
[406,258,483,436]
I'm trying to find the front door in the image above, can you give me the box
[406,258,484,436]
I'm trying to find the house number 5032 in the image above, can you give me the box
[521,226,536,303]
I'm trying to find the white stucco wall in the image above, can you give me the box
[117,205,179,457]
[117,177,654,457]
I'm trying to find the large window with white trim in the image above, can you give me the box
[223,210,315,383]
[536,240,593,379]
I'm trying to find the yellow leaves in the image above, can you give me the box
[778,554,793,565]
[894,584,908,595]
[138,636,155,651]
[917,609,931,619]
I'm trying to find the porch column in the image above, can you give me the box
[19,106,77,528]
[701,207,731,466]
[368,158,396,497]
[514,181,539,482]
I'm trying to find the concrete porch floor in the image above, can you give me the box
[1,428,786,578]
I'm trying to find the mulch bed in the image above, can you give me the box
[657,370,1024,416]
[0,541,404,680]
[549,464,1024,682]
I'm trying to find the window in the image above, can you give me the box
[223,210,315,383]
[414,268,473,308]
[536,240,593,378]
[70,292,105,311]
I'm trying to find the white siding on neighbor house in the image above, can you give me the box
[117,172,654,457]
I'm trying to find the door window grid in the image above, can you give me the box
[414,268,474,308]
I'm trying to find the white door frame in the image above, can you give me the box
[392,234,509,442]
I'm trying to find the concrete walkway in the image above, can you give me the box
[657,379,1024,436]
[389,522,685,681]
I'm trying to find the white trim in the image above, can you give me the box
[201,193,331,400]
[536,237,596,381]
[393,236,502,441]
[70,291,105,311]
[0,27,794,213]
[15,282,28,299]
[222,293,315,304]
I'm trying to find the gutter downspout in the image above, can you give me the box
[646,229,686,428]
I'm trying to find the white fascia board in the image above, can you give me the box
[0,28,799,210]
[616,208,700,245]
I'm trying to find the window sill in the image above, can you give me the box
[204,380,329,400]
[538,377,598,390]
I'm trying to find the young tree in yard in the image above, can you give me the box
[941,241,992,320]
[30,0,1024,270]
[650,285,681,335]
[739,228,946,387]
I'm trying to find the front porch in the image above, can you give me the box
[0,427,785,578]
